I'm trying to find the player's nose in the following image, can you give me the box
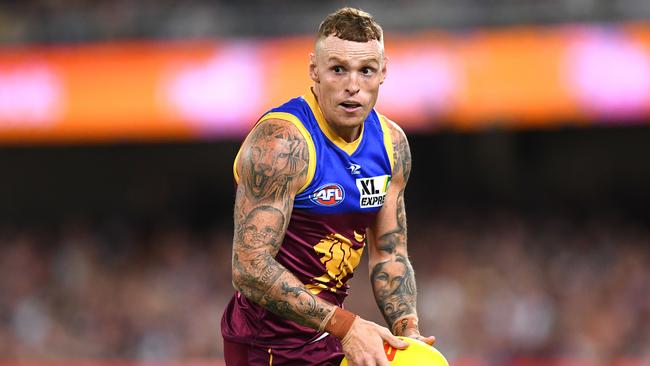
[345,73,360,95]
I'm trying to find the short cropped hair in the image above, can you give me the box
[318,7,383,43]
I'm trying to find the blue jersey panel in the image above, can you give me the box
[266,93,393,215]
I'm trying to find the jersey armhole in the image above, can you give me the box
[378,114,395,174]
[233,112,317,194]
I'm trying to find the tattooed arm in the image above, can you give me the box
[231,118,334,330]
[232,118,409,366]
[367,120,436,345]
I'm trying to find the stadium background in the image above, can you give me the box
[0,1,649,365]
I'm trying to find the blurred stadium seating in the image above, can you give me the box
[0,1,648,365]
[0,205,648,364]
[1,0,650,43]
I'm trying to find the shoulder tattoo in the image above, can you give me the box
[241,120,309,202]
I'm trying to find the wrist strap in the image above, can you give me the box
[323,307,357,340]
[318,308,336,332]
[391,314,419,335]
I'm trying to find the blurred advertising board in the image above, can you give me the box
[0,23,649,144]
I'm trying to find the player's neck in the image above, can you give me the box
[328,122,361,143]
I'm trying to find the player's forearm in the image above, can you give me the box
[370,251,418,332]
[370,183,418,331]
[233,251,335,330]
[231,198,335,331]
[369,113,423,336]
[261,269,336,329]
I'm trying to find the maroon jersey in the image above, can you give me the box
[221,91,394,348]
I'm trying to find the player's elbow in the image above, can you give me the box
[232,271,251,293]
[232,253,282,303]
[231,278,240,292]
[231,259,257,294]
[231,261,268,304]
[231,262,246,292]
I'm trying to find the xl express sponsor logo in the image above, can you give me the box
[310,183,345,206]
[356,175,391,208]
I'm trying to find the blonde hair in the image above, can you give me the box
[317,7,383,43]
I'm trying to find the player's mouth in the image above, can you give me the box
[339,101,362,113]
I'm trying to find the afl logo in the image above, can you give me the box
[310,183,345,206]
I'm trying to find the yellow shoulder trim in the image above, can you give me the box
[303,89,363,156]
[233,112,316,194]
[378,114,395,173]
[233,146,242,183]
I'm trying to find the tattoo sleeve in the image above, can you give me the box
[369,123,418,333]
[231,119,334,330]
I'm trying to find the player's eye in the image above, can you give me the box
[361,67,374,75]
[332,66,344,73]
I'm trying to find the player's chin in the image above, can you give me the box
[335,113,366,128]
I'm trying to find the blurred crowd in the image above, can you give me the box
[402,211,649,364]
[1,0,649,45]
[0,218,233,361]
[0,210,647,364]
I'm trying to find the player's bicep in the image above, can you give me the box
[235,119,309,206]
[231,119,309,286]
[234,118,309,240]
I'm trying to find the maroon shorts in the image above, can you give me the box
[223,335,344,366]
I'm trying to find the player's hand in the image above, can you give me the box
[392,315,436,346]
[340,317,409,366]
[402,329,436,346]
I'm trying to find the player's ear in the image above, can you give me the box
[380,55,388,85]
[309,52,319,83]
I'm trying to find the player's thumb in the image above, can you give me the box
[383,332,409,350]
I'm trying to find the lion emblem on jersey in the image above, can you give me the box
[307,233,364,295]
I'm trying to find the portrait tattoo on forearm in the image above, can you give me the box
[371,251,417,328]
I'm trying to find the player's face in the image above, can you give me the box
[310,36,387,135]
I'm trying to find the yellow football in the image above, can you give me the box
[340,336,449,365]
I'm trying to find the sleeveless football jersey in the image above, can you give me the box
[221,89,394,349]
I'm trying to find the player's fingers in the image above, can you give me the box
[381,329,409,349]
[375,351,391,366]
[367,354,381,366]
[400,329,436,346]
[348,354,369,366]
[418,335,436,345]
